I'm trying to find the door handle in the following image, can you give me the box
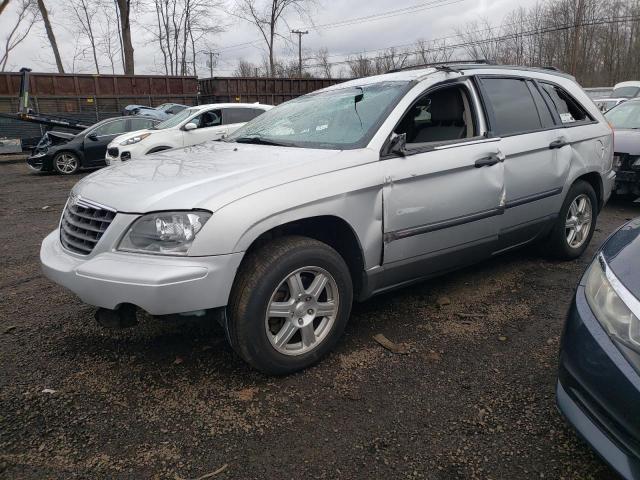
[475,153,503,168]
[549,139,569,149]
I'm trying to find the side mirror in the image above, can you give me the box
[183,122,197,131]
[87,132,98,141]
[388,132,407,157]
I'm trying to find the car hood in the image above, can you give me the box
[73,141,367,213]
[613,128,640,155]
[601,217,640,298]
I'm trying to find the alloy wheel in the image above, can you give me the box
[565,193,593,249]
[55,153,78,174]
[264,266,339,356]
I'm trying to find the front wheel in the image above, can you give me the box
[53,152,80,175]
[226,236,353,375]
[547,180,597,259]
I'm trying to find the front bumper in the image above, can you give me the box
[27,152,53,171]
[557,287,640,479]
[40,230,243,315]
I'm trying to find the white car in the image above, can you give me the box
[594,97,626,112]
[105,103,272,163]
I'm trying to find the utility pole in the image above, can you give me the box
[203,51,218,78]
[291,29,309,77]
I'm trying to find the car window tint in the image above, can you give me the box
[394,85,476,145]
[192,110,221,128]
[540,83,591,124]
[223,108,265,124]
[481,78,542,135]
[92,119,128,136]
[527,81,555,128]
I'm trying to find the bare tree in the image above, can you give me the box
[1,0,37,72]
[0,0,11,16]
[315,46,331,78]
[150,0,223,76]
[234,58,257,76]
[67,0,101,73]
[235,0,312,76]
[36,0,64,72]
[115,0,134,74]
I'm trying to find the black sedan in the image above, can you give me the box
[27,116,158,175]
[557,217,640,479]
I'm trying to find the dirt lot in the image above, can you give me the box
[1,161,639,480]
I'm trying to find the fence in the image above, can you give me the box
[0,72,349,148]
[199,76,348,105]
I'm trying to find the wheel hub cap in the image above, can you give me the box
[265,267,339,356]
[565,193,593,249]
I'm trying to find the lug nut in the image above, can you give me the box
[305,296,312,302]
[298,318,304,325]
[307,309,314,315]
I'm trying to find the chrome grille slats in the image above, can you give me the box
[59,196,116,255]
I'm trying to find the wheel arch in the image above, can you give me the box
[240,215,367,299]
[573,171,604,212]
[146,146,172,155]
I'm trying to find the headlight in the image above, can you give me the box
[585,254,640,353]
[118,211,211,255]
[120,133,151,146]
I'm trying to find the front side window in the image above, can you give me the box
[481,77,542,136]
[92,119,127,136]
[225,81,410,149]
[605,101,640,129]
[192,110,222,128]
[153,108,197,130]
[540,83,591,124]
[394,85,476,146]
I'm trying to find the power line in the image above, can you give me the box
[303,15,640,70]
[215,0,460,53]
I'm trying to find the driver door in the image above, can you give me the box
[83,118,128,164]
[381,81,506,285]
[182,109,227,147]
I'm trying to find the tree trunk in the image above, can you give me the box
[36,0,64,73]
[116,0,134,74]
[0,0,11,16]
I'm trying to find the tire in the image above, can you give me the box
[547,180,598,259]
[53,151,80,175]
[226,236,353,375]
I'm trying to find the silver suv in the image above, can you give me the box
[41,64,615,374]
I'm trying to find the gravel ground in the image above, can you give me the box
[1,162,639,480]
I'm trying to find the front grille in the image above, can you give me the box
[107,147,119,158]
[60,196,116,255]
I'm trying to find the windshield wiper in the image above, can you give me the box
[233,135,295,147]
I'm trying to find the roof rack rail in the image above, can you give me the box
[387,59,495,74]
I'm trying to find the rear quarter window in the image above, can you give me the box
[223,108,266,124]
[539,83,592,125]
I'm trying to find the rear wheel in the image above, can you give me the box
[53,152,79,175]
[226,236,353,375]
[547,180,597,259]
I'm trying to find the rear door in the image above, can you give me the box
[476,76,562,249]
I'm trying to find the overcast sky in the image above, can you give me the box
[1,0,540,76]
